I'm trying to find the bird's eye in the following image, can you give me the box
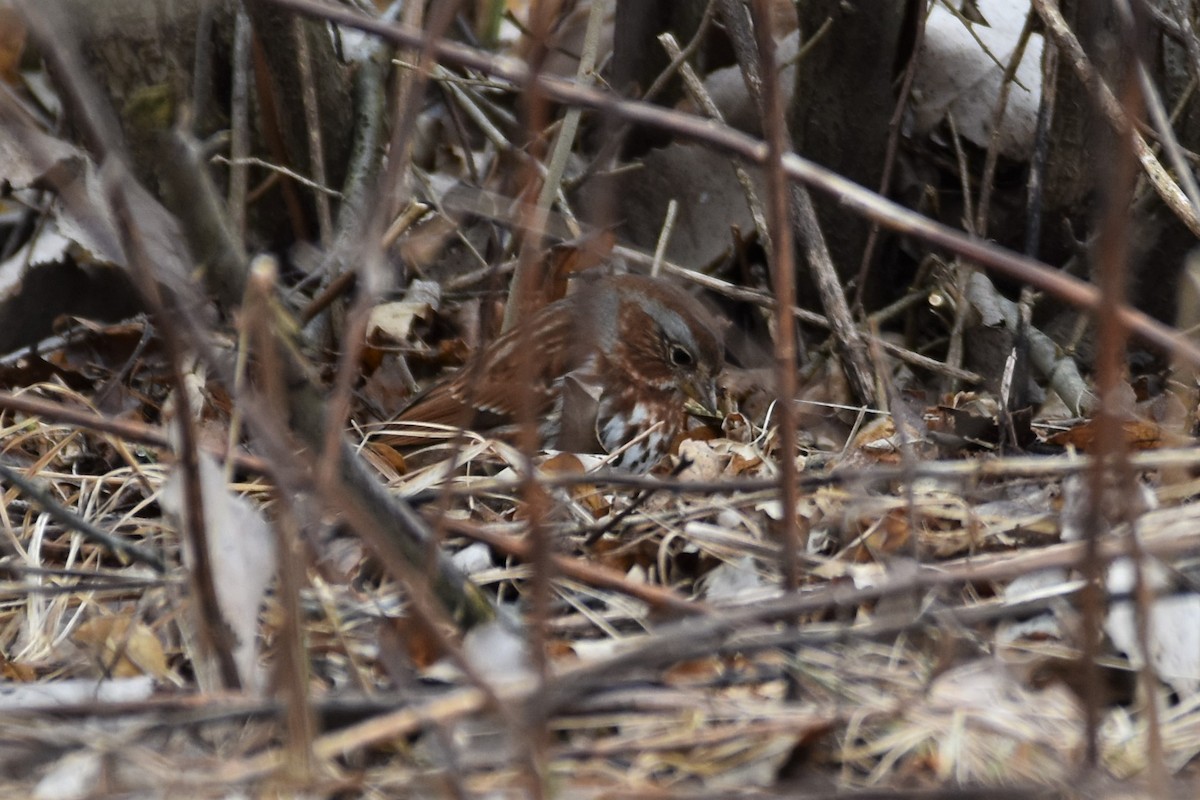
[669,345,694,367]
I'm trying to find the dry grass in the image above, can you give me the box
[3,374,1200,797]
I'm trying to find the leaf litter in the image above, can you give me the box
[0,1,1199,797]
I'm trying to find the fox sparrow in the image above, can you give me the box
[385,273,724,472]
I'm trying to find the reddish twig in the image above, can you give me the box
[745,0,801,587]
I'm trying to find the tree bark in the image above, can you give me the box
[792,0,917,305]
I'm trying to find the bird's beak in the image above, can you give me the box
[681,372,720,418]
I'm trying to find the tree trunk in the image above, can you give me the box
[792,0,917,306]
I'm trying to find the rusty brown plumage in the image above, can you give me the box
[382,273,724,472]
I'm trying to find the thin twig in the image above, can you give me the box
[747,0,801,585]
[659,31,771,248]
[650,198,677,277]
[294,18,333,245]
[975,6,1037,237]
[943,111,976,393]
[501,0,605,332]
[0,460,166,572]
[211,156,343,197]
[855,7,926,307]
[228,9,252,242]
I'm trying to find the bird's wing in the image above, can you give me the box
[380,303,577,446]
